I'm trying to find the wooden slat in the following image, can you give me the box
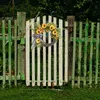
[72,22,76,87]
[70,37,100,43]
[0,36,20,40]
[43,16,46,86]
[83,23,88,86]
[2,20,6,88]
[53,17,57,86]
[59,19,63,86]
[95,23,100,85]
[8,20,12,87]
[64,21,68,83]
[37,17,41,86]
[26,20,30,86]
[14,20,17,86]
[0,75,21,80]
[48,16,52,86]
[89,23,94,87]
[31,18,35,86]
[78,22,82,87]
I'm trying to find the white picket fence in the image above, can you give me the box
[26,15,69,86]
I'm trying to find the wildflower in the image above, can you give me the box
[42,24,47,29]
[45,29,49,32]
[56,34,59,39]
[50,25,55,30]
[52,30,57,35]
[36,38,41,43]
[56,34,59,37]
[36,29,41,34]
[40,28,44,33]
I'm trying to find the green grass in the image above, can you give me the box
[0,86,100,100]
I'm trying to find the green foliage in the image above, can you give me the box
[74,0,88,8]
[0,0,100,21]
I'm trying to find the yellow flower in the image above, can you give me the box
[42,24,47,28]
[36,38,41,43]
[52,30,57,35]
[36,29,41,34]
[50,25,55,30]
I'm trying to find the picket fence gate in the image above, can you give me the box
[26,15,69,86]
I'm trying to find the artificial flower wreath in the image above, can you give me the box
[31,22,61,49]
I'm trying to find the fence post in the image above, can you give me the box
[67,16,75,79]
[17,12,26,80]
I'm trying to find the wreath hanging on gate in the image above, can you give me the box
[31,22,61,49]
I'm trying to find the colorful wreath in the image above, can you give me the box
[31,22,61,49]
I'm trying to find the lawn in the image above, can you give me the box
[0,86,100,100]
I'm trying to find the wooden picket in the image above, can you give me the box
[95,23,100,85]
[89,23,94,87]
[37,17,41,86]
[31,18,35,86]
[48,16,52,86]
[83,23,88,86]
[8,20,12,87]
[43,16,46,86]
[53,17,57,86]
[64,21,68,83]
[72,22,76,87]
[2,20,6,88]
[14,20,17,86]
[59,19,63,86]
[78,22,82,88]
[26,20,30,86]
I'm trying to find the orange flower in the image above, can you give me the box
[40,28,44,33]
[42,24,47,28]
[45,29,49,32]
[36,38,41,43]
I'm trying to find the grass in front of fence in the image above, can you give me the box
[0,86,100,100]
